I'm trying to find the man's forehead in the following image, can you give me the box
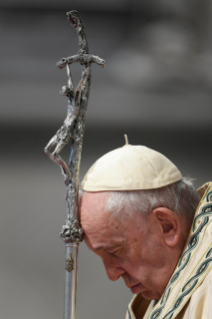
[80,191,135,235]
[81,191,108,204]
[80,191,142,236]
[80,192,110,227]
[80,191,109,214]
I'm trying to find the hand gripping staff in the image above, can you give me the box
[44,11,106,319]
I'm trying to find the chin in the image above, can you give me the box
[141,290,160,300]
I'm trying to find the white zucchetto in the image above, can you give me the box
[81,136,182,191]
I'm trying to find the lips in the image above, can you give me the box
[129,283,143,294]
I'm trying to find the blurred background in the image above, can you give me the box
[1,0,212,318]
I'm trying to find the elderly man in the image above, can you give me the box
[80,137,212,319]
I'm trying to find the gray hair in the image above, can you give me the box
[105,177,201,223]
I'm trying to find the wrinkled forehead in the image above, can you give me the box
[80,192,137,245]
[80,192,149,248]
[80,191,111,231]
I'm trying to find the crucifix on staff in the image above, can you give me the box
[44,10,105,319]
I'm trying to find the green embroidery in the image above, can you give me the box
[206,247,212,257]
[163,256,212,319]
[206,191,212,202]
[150,187,212,319]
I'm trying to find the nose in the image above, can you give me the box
[103,258,126,281]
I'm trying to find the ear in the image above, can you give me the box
[153,207,181,247]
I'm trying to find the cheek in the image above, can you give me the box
[122,244,159,277]
[132,237,164,267]
[126,244,145,264]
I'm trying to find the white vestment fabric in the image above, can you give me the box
[126,182,212,319]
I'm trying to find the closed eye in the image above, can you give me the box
[106,248,123,256]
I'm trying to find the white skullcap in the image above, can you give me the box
[81,136,182,191]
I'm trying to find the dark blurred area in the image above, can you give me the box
[1,1,212,318]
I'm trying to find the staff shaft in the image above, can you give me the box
[64,244,79,319]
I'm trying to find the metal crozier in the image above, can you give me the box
[44,10,106,319]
